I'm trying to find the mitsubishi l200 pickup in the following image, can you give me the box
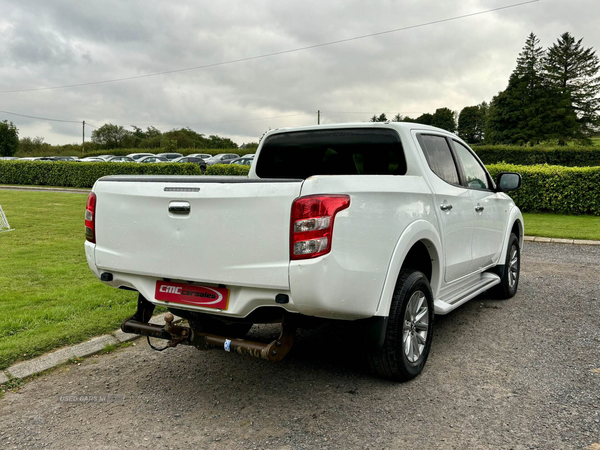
[84,122,523,381]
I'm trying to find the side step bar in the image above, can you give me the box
[434,272,501,315]
[121,296,295,362]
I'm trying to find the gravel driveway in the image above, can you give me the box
[1,242,599,449]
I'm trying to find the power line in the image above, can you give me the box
[0,0,539,94]
[0,109,308,129]
[0,109,82,124]
[324,111,425,115]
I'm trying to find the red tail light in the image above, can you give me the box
[290,195,350,260]
[85,192,97,243]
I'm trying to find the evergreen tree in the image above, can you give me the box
[0,120,19,157]
[431,108,457,133]
[458,106,483,143]
[544,32,600,138]
[487,33,579,145]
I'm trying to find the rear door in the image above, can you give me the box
[415,133,474,283]
[93,176,303,290]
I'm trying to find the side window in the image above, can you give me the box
[452,141,490,190]
[418,134,460,185]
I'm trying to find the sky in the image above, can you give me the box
[0,0,599,146]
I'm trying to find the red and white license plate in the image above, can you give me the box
[155,281,229,310]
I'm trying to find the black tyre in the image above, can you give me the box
[491,233,520,300]
[368,269,435,382]
[188,314,252,339]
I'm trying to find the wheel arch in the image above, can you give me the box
[499,206,524,263]
[374,220,442,318]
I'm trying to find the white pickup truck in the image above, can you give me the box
[85,122,523,381]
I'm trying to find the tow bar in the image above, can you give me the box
[121,296,296,362]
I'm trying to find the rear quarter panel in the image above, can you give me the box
[289,175,437,319]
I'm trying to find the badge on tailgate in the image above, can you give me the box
[155,281,229,310]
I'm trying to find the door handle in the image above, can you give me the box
[169,201,191,214]
[440,204,453,211]
[475,206,484,213]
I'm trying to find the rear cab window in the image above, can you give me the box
[417,134,460,185]
[255,128,406,179]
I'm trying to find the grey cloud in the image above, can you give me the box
[0,0,599,145]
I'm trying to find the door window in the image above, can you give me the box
[418,135,460,185]
[452,141,490,190]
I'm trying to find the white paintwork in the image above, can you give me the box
[93,177,302,290]
[87,122,522,320]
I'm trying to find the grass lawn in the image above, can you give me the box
[0,190,138,370]
[523,212,600,241]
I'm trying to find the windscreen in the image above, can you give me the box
[255,128,406,179]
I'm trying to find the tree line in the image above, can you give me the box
[370,31,600,145]
[0,122,251,157]
[90,124,239,150]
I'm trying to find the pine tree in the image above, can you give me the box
[487,32,579,144]
[544,32,600,138]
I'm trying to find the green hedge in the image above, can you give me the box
[473,145,600,166]
[487,163,600,216]
[2,160,598,215]
[0,161,250,188]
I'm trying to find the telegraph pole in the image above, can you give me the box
[82,120,85,155]
[317,110,320,125]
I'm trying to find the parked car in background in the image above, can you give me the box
[106,156,135,163]
[127,153,155,161]
[230,156,254,166]
[205,153,240,166]
[156,153,183,161]
[79,157,105,162]
[96,155,116,161]
[137,156,169,163]
[171,156,207,173]
[19,157,37,161]
[1,157,19,160]
[187,153,212,160]
[35,156,77,161]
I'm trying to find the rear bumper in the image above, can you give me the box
[86,242,382,321]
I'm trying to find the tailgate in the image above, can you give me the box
[93,176,303,290]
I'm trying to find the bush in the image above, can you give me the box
[474,145,600,166]
[206,164,251,176]
[0,161,250,188]
[488,163,600,215]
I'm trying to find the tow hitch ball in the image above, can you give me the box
[121,311,296,362]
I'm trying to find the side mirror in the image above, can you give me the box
[496,172,522,192]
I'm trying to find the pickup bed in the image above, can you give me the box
[85,122,523,381]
